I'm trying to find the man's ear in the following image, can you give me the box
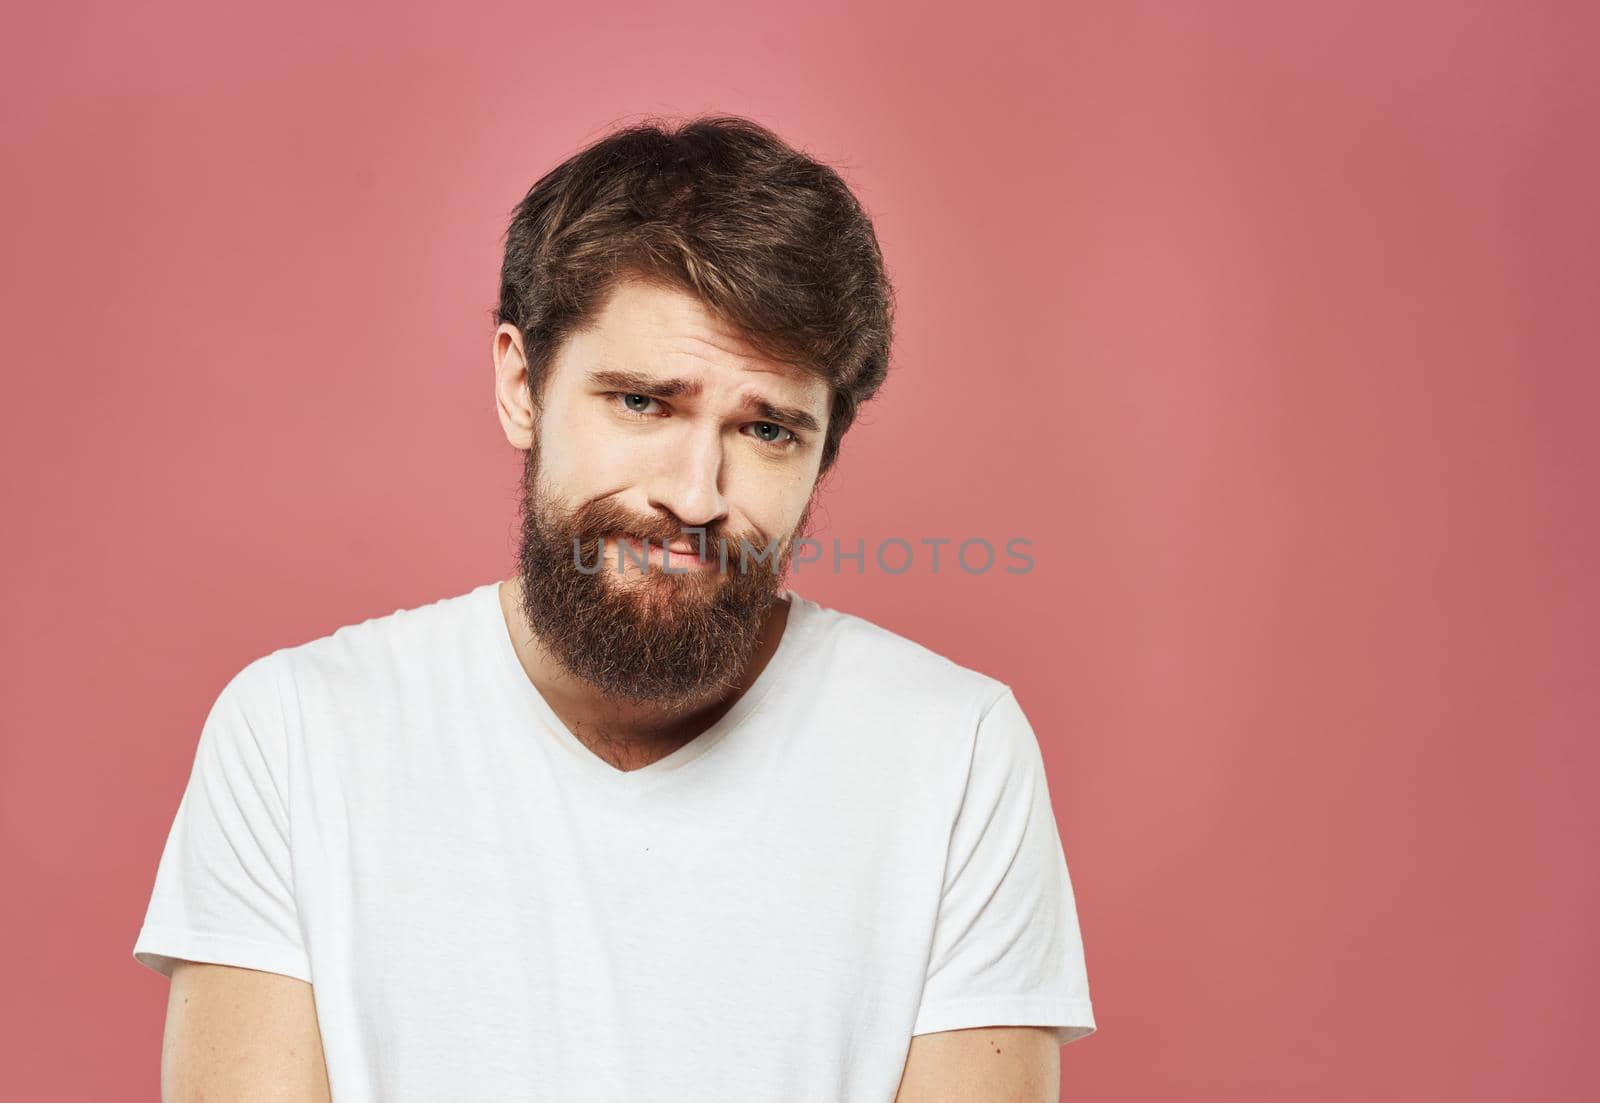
[493,324,537,451]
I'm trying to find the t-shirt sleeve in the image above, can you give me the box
[131,651,312,983]
[911,687,1096,1044]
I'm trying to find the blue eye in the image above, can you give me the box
[745,421,797,447]
[611,392,797,449]
[617,393,660,415]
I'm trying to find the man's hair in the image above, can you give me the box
[493,114,895,474]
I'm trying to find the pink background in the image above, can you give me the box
[3,2,1595,1099]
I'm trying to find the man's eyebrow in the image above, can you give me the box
[586,368,823,434]
[587,369,701,399]
[746,397,821,434]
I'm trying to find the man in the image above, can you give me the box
[133,115,1095,1101]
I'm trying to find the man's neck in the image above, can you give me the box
[496,575,790,772]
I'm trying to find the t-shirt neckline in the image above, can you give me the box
[477,579,813,794]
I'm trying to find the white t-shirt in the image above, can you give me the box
[133,580,1095,1100]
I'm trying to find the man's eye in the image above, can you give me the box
[745,421,797,447]
[616,393,661,415]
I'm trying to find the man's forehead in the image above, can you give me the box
[594,282,771,360]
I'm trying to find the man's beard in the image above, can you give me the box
[513,450,811,709]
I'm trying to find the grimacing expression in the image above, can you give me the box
[503,276,830,706]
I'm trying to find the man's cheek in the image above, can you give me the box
[546,442,632,494]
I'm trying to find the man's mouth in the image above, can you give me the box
[615,535,717,572]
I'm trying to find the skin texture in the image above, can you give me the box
[156,275,1060,1096]
[893,1027,1063,1102]
[160,961,330,1101]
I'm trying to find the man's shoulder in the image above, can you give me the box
[262,580,491,695]
[789,592,1012,712]
[780,594,1021,797]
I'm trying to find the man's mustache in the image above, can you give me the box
[566,498,775,555]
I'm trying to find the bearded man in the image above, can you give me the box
[133,115,1095,1102]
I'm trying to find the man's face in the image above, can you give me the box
[504,276,830,707]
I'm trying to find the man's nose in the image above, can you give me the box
[644,425,729,529]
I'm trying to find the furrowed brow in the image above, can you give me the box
[587,369,701,399]
[588,369,821,434]
[745,396,822,434]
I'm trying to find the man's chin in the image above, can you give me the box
[598,564,724,608]
[515,528,784,705]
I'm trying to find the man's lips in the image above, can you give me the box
[615,535,717,570]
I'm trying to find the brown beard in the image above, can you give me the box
[513,449,811,708]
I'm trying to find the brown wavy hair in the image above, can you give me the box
[492,114,895,474]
